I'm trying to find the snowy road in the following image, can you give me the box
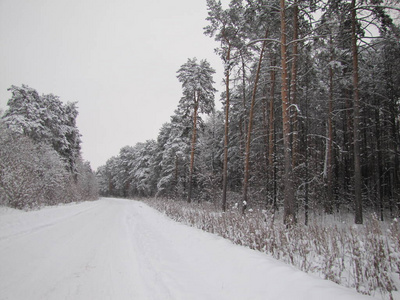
[0,198,376,300]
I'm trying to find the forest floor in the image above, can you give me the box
[0,198,379,300]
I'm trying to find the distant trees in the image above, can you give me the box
[0,85,98,209]
[97,0,400,224]
[154,109,191,198]
[98,59,217,202]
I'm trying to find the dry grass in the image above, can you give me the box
[144,198,400,299]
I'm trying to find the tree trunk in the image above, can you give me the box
[344,89,353,200]
[262,85,269,206]
[240,52,247,178]
[375,109,384,221]
[268,61,276,169]
[305,107,309,225]
[325,36,334,214]
[392,113,400,217]
[242,29,268,214]
[305,73,310,225]
[351,0,363,224]
[222,45,231,212]
[290,0,299,170]
[188,93,199,203]
[281,0,296,225]
[174,154,179,197]
[268,55,277,209]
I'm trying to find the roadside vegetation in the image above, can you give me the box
[145,197,400,300]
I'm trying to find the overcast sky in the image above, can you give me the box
[0,0,228,170]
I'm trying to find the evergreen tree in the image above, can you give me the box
[177,58,216,203]
[1,85,97,208]
[3,85,81,175]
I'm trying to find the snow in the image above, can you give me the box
[0,198,378,300]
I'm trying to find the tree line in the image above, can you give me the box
[0,85,98,209]
[98,0,400,224]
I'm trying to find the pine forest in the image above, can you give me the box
[97,0,400,225]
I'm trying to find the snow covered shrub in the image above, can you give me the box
[0,125,76,209]
[145,198,400,299]
[389,219,400,273]
[0,129,43,208]
[0,117,98,209]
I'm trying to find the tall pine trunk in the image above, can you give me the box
[242,29,268,214]
[325,35,334,214]
[281,0,296,224]
[290,0,299,170]
[351,0,363,224]
[222,46,231,212]
[392,113,400,217]
[374,109,384,221]
[240,52,248,183]
[268,55,277,209]
[305,80,310,226]
[188,92,199,203]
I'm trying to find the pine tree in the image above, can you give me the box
[177,58,216,203]
[280,0,296,224]
[205,0,247,211]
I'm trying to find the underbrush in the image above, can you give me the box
[144,198,400,300]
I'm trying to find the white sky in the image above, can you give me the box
[0,0,228,170]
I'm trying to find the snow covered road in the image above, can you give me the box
[0,198,376,300]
